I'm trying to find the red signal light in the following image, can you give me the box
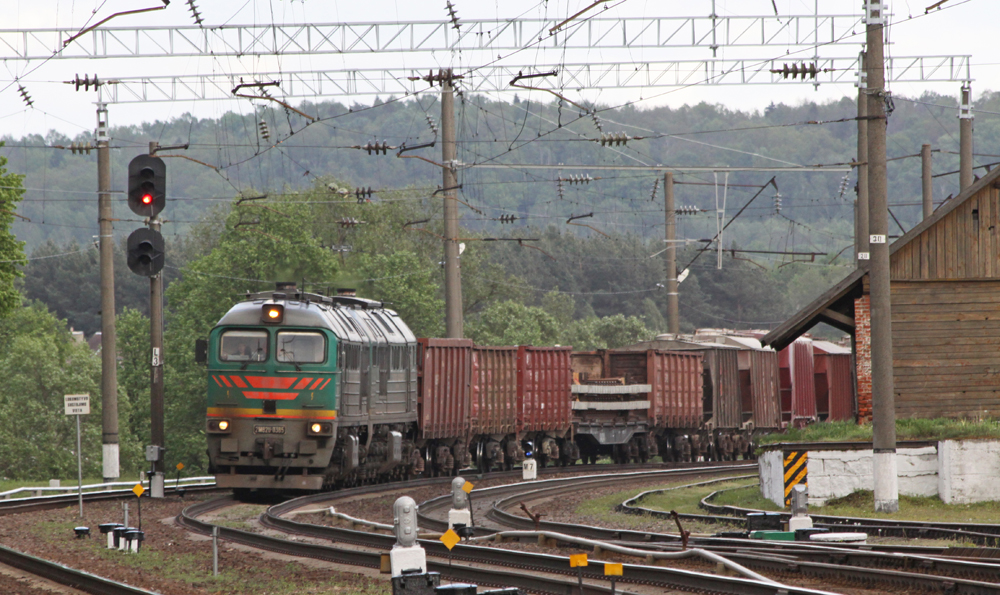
[141,194,153,205]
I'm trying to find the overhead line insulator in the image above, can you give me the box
[771,62,820,80]
[258,119,270,141]
[355,187,375,203]
[596,132,633,146]
[17,84,33,108]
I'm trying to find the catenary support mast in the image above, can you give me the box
[97,103,119,482]
[865,0,898,514]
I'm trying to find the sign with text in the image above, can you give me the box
[64,394,90,416]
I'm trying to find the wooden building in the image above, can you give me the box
[762,166,1000,420]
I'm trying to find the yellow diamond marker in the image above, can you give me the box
[570,553,588,568]
[132,484,145,498]
[605,563,623,576]
[440,528,460,550]
[462,481,474,494]
[176,462,185,471]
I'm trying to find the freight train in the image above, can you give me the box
[201,284,852,492]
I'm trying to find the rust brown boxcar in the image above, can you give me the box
[517,346,572,433]
[779,338,817,426]
[471,346,518,435]
[748,349,782,429]
[417,338,472,439]
[814,352,854,422]
[703,348,742,429]
[642,350,703,429]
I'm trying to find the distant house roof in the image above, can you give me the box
[762,165,1000,351]
[87,332,102,352]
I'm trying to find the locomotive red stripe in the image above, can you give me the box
[243,391,298,400]
[319,378,332,389]
[294,377,314,390]
[229,376,248,388]
[245,375,297,389]
[212,376,223,387]
[219,375,232,387]
[309,378,324,389]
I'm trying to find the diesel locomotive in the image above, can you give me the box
[203,282,423,491]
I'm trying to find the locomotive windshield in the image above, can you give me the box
[277,331,326,363]
[219,330,268,362]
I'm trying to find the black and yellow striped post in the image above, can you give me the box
[783,451,807,506]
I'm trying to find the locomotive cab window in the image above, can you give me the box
[277,331,326,364]
[220,330,269,362]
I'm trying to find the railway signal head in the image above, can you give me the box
[127,155,166,218]
[126,228,165,277]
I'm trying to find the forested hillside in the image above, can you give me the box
[4,90,996,339]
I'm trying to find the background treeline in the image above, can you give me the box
[0,89,991,479]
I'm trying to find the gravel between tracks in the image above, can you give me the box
[0,493,387,595]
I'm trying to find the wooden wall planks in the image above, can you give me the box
[893,185,1000,281]
[891,280,1000,419]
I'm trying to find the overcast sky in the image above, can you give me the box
[0,0,993,139]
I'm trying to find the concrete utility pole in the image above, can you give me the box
[441,71,463,338]
[856,50,870,264]
[148,142,165,497]
[664,173,679,334]
[922,144,933,220]
[865,0,898,513]
[97,103,119,482]
[959,83,974,191]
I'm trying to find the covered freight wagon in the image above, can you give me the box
[417,338,473,475]
[813,341,854,422]
[779,337,817,427]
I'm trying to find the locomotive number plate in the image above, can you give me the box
[254,425,285,435]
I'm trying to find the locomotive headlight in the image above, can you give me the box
[306,421,333,437]
[261,303,285,323]
[207,419,232,433]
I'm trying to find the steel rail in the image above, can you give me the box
[258,470,838,595]
[0,543,160,595]
[180,496,624,595]
[698,485,1000,545]
[0,484,218,516]
[470,471,1000,593]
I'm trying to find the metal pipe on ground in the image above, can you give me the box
[469,530,783,586]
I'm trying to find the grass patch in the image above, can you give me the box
[816,490,1000,523]
[575,475,755,534]
[709,485,783,512]
[758,418,1000,445]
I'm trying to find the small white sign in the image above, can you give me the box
[64,394,90,416]
[151,347,161,367]
[858,252,870,260]
[869,234,886,244]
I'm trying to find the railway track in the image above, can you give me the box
[265,463,1000,595]
[251,463,851,595]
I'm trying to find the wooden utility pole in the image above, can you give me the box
[865,0,898,513]
[959,83,974,191]
[922,144,933,220]
[441,71,463,338]
[856,51,869,264]
[97,103,119,482]
[664,173,679,334]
